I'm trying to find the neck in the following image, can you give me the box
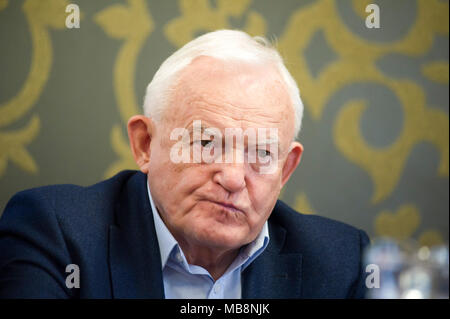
[177,239,241,281]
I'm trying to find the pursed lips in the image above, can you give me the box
[205,200,245,214]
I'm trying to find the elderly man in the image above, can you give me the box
[0,30,369,299]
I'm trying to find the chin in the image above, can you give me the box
[193,223,248,249]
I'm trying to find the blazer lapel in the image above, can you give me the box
[108,172,164,298]
[242,221,303,298]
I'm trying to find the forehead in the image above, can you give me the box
[165,56,294,136]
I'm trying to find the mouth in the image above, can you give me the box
[206,200,244,214]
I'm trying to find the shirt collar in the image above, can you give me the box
[147,180,270,270]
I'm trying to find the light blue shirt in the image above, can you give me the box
[147,182,270,299]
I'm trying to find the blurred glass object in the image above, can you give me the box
[364,238,449,299]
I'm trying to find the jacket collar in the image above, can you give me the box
[109,172,165,298]
[241,215,303,298]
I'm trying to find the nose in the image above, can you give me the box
[213,163,246,193]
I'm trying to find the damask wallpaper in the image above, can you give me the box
[0,0,448,245]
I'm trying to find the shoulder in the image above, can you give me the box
[0,171,142,298]
[270,200,370,298]
[0,170,141,236]
[271,200,368,245]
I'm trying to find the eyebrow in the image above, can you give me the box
[185,123,212,136]
[184,122,282,151]
[256,137,279,145]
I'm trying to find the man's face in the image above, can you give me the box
[146,56,299,250]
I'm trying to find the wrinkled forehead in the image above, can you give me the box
[163,56,295,140]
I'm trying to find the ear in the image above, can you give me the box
[280,141,303,187]
[127,115,154,174]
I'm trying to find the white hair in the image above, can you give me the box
[143,29,304,139]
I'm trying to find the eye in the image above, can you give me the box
[202,140,214,147]
[194,140,214,148]
[257,149,271,157]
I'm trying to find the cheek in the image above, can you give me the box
[153,164,213,212]
[247,175,281,218]
[149,139,202,191]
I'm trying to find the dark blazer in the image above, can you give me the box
[0,170,370,298]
